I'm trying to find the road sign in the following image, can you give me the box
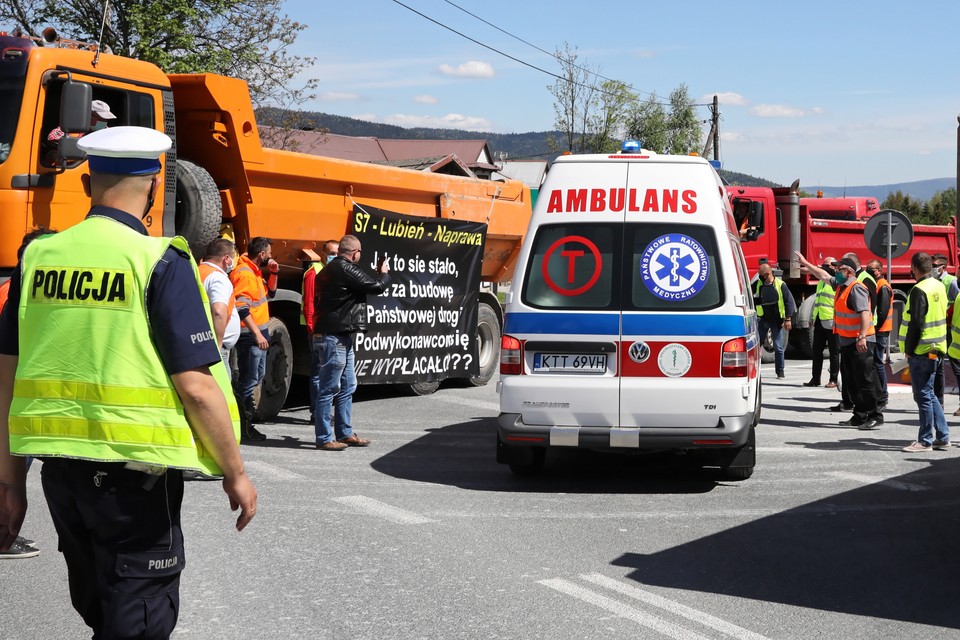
[864,209,913,259]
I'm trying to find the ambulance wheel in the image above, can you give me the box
[175,159,222,260]
[253,318,294,422]
[468,302,500,387]
[409,380,440,396]
[719,425,756,481]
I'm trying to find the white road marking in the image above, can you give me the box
[826,471,930,492]
[582,574,772,640]
[243,460,306,480]
[332,495,435,524]
[538,578,712,640]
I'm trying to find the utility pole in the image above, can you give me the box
[711,95,720,162]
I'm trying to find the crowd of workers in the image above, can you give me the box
[781,250,958,451]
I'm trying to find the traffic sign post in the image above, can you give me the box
[864,209,913,361]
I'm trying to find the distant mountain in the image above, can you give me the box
[257,109,953,198]
[813,178,954,202]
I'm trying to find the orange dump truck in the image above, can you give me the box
[0,30,533,418]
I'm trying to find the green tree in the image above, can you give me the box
[547,43,596,154]
[0,0,315,113]
[881,190,923,221]
[924,188,957,226]
[583,79,635,154]
[625,84,701,154]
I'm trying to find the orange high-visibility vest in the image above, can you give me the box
[834,281,875,339]
[230,254,270,328]
[876,277,893,333]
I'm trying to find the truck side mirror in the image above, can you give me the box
[748,201,764,228]
[60,81,92,135]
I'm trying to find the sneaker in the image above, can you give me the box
[825,381,838,389]
[902,441,932,453]
[933,439,951,451]
[0,536,40,559]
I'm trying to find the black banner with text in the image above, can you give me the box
[351,205,486,384]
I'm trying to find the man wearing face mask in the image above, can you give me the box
[866,260,892,409]
[301,239,339,421]
[796,253,840,389]
[831,257,883,429]
[46,99,116,142]
[230,236,278,442]
[753,263,796,379]
[933,254,958,304]
[200,238,241,371]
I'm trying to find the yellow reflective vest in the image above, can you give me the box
[812,280,835,327]
[898,276,948,356]
[9,215,240,475]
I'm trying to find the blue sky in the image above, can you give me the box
[284,0,960,189]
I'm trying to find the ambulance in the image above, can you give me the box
[496,143,760,479]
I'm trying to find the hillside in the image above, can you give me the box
[257,109,952,198]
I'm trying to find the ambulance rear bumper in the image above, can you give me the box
[497,411,756,451]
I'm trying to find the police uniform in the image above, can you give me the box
[0,127,236,638]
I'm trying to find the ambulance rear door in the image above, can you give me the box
[512,160,627,430]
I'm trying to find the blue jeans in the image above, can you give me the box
[873,332,889,403]
[908,355,949,446]
[235,333,267,412]
[314,334,357,444]
[308,332,319,416]
[758,317,785,374]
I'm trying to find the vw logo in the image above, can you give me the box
[628,341,651,363]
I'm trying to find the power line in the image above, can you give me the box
[389,0,698,107]
[441,0,660,100]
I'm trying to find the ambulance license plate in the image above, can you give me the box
[533,353,606,374]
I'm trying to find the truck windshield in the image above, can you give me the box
[0,77,25,165]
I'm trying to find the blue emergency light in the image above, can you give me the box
[621,140,641,153]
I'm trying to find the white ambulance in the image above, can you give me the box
[497,143,760,479]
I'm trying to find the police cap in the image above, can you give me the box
[78,126,172,176]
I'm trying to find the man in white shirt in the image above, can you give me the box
[200,239,241,370]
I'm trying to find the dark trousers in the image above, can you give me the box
[839,342,881,422]
[810,320,839,384]
[874,332,889,404]
[41,459,185,640]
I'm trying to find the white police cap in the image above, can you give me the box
[78,126,172,176]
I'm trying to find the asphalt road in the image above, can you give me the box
[4,358,960,639]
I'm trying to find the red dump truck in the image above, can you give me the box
[727,184,957,355]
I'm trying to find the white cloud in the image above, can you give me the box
[414,95,438,105]
[750,104,822,118]
[634,50,656,59]
[317,91,361,102]
[704,92,748,106]
[438,61,495,78]
[377,113,494,131]
[721,131,745,142]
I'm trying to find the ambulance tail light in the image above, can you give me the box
[501,335,523,375]
[721,337,749,377]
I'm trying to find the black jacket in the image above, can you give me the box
[315,257,389,334]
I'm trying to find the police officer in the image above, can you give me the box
[0,126,257,639]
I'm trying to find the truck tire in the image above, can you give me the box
[175,159,222,259]
[408,380,440,396]
[468,301,500,387]
[253,317,294,422]
[793,295,818,359]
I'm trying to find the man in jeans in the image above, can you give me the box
[899,252,950,452]
[230,236,278,442]
[313,234,389,450]
[753,263,796,379]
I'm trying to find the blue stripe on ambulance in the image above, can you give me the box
[505,312,751,337]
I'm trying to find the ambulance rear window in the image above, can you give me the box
[521,223,619,310]
[626,223,723,312]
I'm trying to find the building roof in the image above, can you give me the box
[259,128,496,172]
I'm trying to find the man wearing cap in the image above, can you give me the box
[899,252,950,452]
[830,256,883,429]
[0,126,257,638]
[795,252,840,389]
[46,98,116,141]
